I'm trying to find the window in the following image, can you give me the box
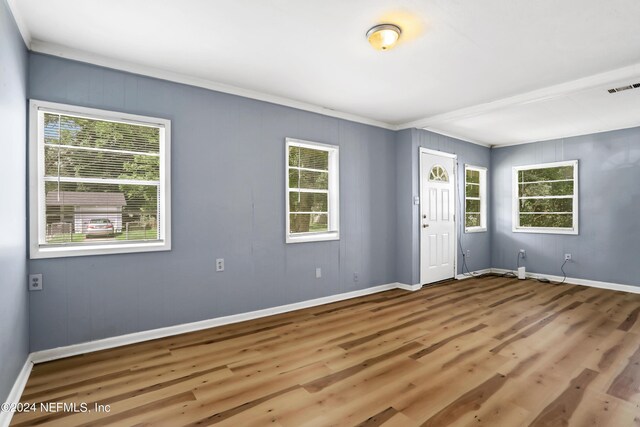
[29,100,171,258]
[429,165,449,182]
[285,138,339,243]
[512,160,578,234]
[465,165,487,232]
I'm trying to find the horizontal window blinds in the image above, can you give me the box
[43,112,162,244]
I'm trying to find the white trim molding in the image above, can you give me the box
[30,282,404,364]
[490,268,640,294]
[6,0,32,48]
[5,280,410,423]
[396,283,423,292]
[418,128,492,148]
[490,123,640,148]
[20,271,639,365]
[455,268,493,280]
[285,138,340,244]
[29,41,395,131]
[419,148,458,285]
[397,63,640,131]
[13,37,640,149]
[464,164,488,233]
[0,281,408,425]
[0,358,33,427]
[5,270,638,424]
[19,271,640,364]
[28,100,172,259]
[419,147,458,159]
[512,160,579,235]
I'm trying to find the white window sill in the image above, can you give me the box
[512,227,578,235]
[286,231,339,244]
[30,240,171,259]
[465,227,487,234]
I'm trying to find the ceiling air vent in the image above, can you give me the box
[608,83,640,93]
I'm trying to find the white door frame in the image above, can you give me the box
[419,147,458,284]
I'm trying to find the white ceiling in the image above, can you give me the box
[9,0,640,146]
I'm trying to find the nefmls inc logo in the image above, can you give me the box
[40,402,88,413]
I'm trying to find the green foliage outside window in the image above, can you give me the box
[465,169,481,228]
[288,145,330,233]
[44,113,160,236]
[516,164,575,230]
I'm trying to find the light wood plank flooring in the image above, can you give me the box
[11,275,640,426]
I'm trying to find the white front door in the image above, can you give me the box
[420,150,456,284]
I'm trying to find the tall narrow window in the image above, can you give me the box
[512,160,578,234]
[285,138,339,243]
[29,100,171,258]
[464,165,487,232]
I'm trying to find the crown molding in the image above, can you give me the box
[30,40,397,131]
[24,39,640,148]
[418,127,493,148]
[396,62,640,133]
[6,0,32,48]
[490,122,640,149]
[24,41,494,148]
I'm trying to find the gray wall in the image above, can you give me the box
[28,53,398,351]
[396,128,492,285]
[395,129,417,285]
[20,33,638,357]
[491,127,640,286]
[0,0,29,402]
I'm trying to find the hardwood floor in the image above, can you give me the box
[11,275,640,426]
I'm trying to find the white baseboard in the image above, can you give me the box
[455,268,493,280]
[0,358,33,427]
[396,283,423,291]
[12,270,637,418]
[490,268,640,294]
[22,271,640,364]
[30,282,402,364]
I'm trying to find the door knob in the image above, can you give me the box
[423,224,429,228]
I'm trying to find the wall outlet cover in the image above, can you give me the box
[29,274,43,291]
[216,258,224,272]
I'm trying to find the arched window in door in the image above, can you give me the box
[429,165,449,182]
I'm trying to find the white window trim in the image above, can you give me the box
[512,160,578,235]
[29,100,172,259]
[285,138,339,244]
[464,165,487,233]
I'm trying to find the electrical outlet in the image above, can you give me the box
[29,274,43,291]
[216,258,224,272]
[353,272,359,282]
[466,249,471,258]
[519,249,526,258]
[316,268,322,279]
[564,253,572,261]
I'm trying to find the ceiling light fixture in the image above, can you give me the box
[366,24,401,51]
